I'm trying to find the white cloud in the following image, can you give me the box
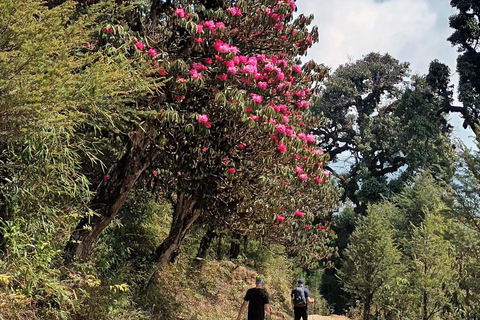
[297,0,455,74]
[296,0,476,148]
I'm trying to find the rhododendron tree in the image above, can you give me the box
[62,0,338,270]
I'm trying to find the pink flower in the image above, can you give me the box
[292,65,302,73]
[280,35,287,40]
[299,174,308,181]
[190,69,202,79]
[148,48,157,57]
[238,144,245,149]
[159,69,167,75]
[324,171,330,178]
[192,62,207,71]
[198,114,209,124]
[219,74,228,81]
[229,168,236,174]
[135,41,144,51]
[317,162,323,168]
[295,210,304,218]
[269,119,277,125]
[286,128,295,137]
[175,8,186,18]
[275,23,284,30]
[215,22,225,29]
[289,0,296,11]
[204,20,216,30]
[250,93,263,103]
[197,24,204,33]
[276,124,286,134]
[277,143,287,153]
[214,39,230,53]
[223,157,230,164]
[103,174,110,181]
[205,122,211,128]
[283,116,289,124]
[296,100,309,108]
[314,176,323,184]
[264,64,274,72]
[195,37,203,43]
[242,65,256,74]
[227,67,237,74]
[277,215,285,222]
[250,114,259,121]
[271,135,278,141]
[295,155,301,160]
[319,225,327,230]
[305,225,311,230]
[297,132,307,142]
[245,107,253,112]
[152,171,158,177]
[306,134,316,143]
[227,7,242,16]
[277,72,285,81]
[257,81,268,90]
[295,166,304,174]
[203,147,208,152]
[204,58,213,65]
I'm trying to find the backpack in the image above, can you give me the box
[292,286,307,307]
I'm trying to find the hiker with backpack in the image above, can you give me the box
[236,276,273,320]
[291,279,315,320]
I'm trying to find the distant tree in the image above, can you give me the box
[312,53,454,213]
[339,203,402,320]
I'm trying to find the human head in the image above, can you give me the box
[298,279,305,286]
[256,276,265,287]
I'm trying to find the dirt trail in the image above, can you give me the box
[309,315,351,320]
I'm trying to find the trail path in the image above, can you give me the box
[309,315,351,320]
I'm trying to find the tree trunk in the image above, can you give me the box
[423,289,428,320]
[363,292,372,320]
[152,192,200,270]
[196,227,216,259]
[64,129,158,262]
[216,233,223,260]
[229,232,241,260]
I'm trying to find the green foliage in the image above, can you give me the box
[448,0,480,134]
[313,52,454,213]
[339,203,402,320]
[405,212,457,320]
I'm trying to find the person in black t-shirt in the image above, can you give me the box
[236,276,272,320]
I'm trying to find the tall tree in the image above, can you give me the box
[339,203,402,320]
[312,53,454,213]
[61,0,338,267]
[448,0,480,135]
[407,212,457,320]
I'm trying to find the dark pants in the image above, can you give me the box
[294,306,308,320]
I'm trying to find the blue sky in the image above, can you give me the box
[296,0,477,149]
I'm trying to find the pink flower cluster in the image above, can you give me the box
[214,39,239,54]
[198,114,212,128]
[175,8,186,18]
[227,7,242,16]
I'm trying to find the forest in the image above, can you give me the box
[0,0,479,319]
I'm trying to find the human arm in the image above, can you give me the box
[236,301,248,320]
[264,303,272,315]
[304,289,315,304]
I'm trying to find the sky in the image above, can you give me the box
[296,0,477,149]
